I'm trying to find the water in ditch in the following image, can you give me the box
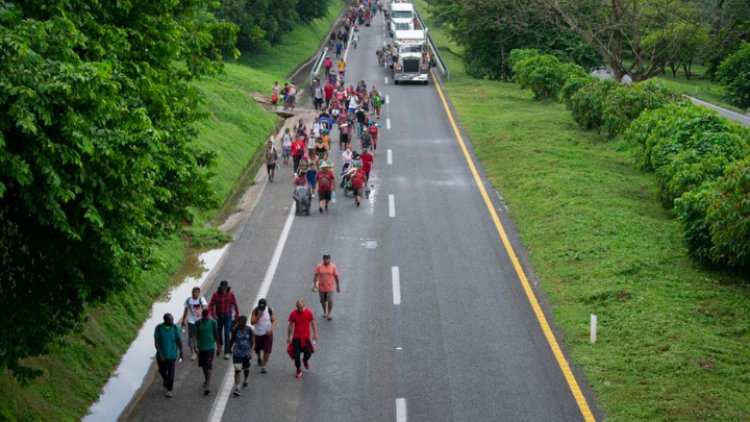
[83,246,228,422]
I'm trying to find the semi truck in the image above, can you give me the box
[393,29,430,84]
[389,2,415,36]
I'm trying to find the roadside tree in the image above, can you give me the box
[0,0,236,380]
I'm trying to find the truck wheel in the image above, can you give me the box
[394,80,400,85]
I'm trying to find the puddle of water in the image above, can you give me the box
[83,246,228,422]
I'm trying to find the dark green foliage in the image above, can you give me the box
[0,0,236,379]
[625,103,750,268]
[560,74,594,109]
[512,52,589,101]
[716,41,750,109]
[601,80,686,138]
[676,159,750,268]
[216,0,329,51]
[705,0,750,76]
[567,79,617,131]
[512,54,565,100]
[428,0,600,80]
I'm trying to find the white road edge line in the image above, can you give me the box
[391,266,401,305]
[385,95,390,104]
[388,194,395,218]
[343,25,355,62]
[207,203,297,422]
[386,118,391,130]
[396,398,407,422]
[387,149,393,165]
[385,76,389,85]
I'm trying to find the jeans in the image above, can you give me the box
[217,314,232,349]
[292,338,312,369]
[156,358,176,391]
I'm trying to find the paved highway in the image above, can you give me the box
[125,9,598,422]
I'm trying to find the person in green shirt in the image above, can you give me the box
[196,309,220,396]
[154,313,183,398]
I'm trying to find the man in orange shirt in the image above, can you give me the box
[311,254,340,320]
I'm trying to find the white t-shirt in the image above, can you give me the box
[253,308,272,336]
[184,296,208,324]
[281,133,292,148]
[312,122,321,138]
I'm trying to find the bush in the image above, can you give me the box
[704,159,750,267]
[657,130,749,203]
[512,54,566,100]
[601,80,685,138]
[508,49,540,70]
[625,103,750,201]
[560,74,594,109]
[716,41,750,110]
[676,159,750,268]
[567,78,617,131]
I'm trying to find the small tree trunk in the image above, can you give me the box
[670,64,677,78]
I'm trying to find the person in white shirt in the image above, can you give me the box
[180,287,207,361]
[250,298,276,373]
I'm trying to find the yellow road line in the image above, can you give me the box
[431,71,596,422]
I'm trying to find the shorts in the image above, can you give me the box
[319,290,334,304]
[267,163,275,171]
[233,355,251,372]
[282,146,291,158]
[254,333,274,354]
[318,190,332,201]
[198,349,214,369]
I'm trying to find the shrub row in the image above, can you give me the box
[508,49,750,269]
[567,78,686,138]
[625,104,750,268]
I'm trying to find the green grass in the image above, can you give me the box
[0,3,344,421]
[653,65,746,114]
[417,1,750,420]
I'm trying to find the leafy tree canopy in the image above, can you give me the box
[0,0,236,380]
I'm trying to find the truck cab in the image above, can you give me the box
[389,2,415,36]
[393,29,430,84]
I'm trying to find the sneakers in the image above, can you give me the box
[165,390,173,398]
[356,201,360,207]
[224,353,230,360]
[204,388,210,396]
[232,387,242,397]
[319,207,323,213]
[295,368,302,379]
[261,367,267,374]
[303,360,310,370]
[243,381,249,388]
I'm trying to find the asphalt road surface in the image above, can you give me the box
[125,9,599,422]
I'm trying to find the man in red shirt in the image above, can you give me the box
[350,166,367,207]
[291,136,306,175]
[287,300,318,379]
[312,254,340,318]
[367,122,379,150]
[315,162,336,213]
[360,149,373,181]
[208,280,239,359]
[323,80,334,109]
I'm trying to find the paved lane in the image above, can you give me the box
[126,7,597,422]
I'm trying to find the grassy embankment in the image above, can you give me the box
[417,1,750,420]
[653,65,746,114]
[0,3,343,421]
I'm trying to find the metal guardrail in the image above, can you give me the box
[310,46,329,84]
[414,9,449,80]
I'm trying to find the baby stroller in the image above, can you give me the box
[293,185,312,215]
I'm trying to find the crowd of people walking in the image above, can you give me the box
[152,0,384,401]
